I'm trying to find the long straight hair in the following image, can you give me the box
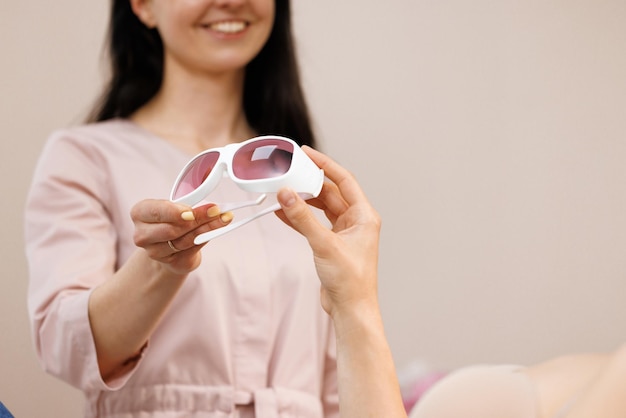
[88,0,317,148]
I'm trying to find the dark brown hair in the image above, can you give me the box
[88,0,316,147]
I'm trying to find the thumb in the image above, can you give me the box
[277,188,327,243]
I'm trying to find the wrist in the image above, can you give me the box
[134,249,190,282]
[330,298,385,340]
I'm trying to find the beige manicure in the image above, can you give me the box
[220,212,233,223]
[207,206,221,218]
[181,211,195,221]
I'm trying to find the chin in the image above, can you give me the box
[204,53,260,73]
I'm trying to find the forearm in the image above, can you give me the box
[88,249,187,380]
[333,301,407,418]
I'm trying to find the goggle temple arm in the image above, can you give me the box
[215,194,267,212]
[193,192,316,244]
[194,202,281,244]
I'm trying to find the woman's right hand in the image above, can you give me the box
[130,200,233,275]
[90,200,231,380]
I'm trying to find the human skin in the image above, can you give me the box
[526,346,626,418]
[276,146,408,418]
[89,203,233,380]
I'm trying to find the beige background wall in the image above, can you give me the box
[2,1,625,416]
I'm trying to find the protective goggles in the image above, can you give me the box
[170,135,324,244]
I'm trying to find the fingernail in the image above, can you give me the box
[220,212,233,223]
[181,211,195,221]
[278,188,297,207]
[207,206,221,218]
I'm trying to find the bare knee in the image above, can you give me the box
[409,365,538,418]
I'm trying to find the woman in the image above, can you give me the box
[26,0,338,416]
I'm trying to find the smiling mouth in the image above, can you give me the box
[204,20,248,34]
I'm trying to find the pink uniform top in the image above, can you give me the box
[25,120,339,418]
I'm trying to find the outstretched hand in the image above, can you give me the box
[130,200,233,275]
[277,147,407,418]
[275,146,381,317]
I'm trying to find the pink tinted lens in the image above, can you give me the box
[232,139,294,180]
[172,151,220,199]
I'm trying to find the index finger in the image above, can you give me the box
[303,146,368,207]
[131,199,193,224]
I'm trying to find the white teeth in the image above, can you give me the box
[209,21,246,33]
